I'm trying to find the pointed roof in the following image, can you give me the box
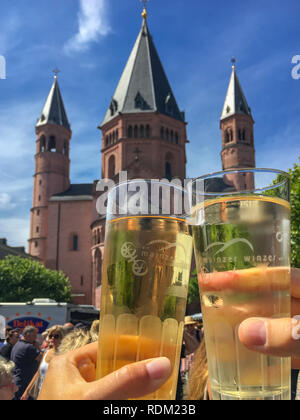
[220,65,252,121]
[102,17,184,126]
[36,76,70,130]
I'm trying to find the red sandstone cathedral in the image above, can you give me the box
[28,10,255,307]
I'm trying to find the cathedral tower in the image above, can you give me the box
[28,74,72,261]
[91,8,189,306]
[220,62,255,171]
[99,9,188,181]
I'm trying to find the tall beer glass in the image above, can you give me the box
[96,180,193,399]
[190,168,290,400]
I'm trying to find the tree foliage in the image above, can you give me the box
[188,268,200,304]
[0,256,72,303]
[289,159,300,268]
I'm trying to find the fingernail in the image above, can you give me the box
[242,320,267,347]
[146,357,171,380]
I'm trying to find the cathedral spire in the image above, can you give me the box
[220,61,252,121]
[36,73,70,130]
[220,60,255,172]
[101,10,184,126]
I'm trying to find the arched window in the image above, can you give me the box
[225,128,233,144]
[115,129,119,141]
[242,129,246,141]
[63,141,68,156]
[165,129,169,142]
[94,248,102,287]
[165,162,172,181]
[170,130,174,143]
[146,124,150,138]
[128,126,133,138]
[134,125,138,138]
[39,136,46,152]
[108,155,116,178]
[140,125,144,138]
[72,234,78,251]
[48,136,56,152]
[175,133,179,144]
[160,127,164,139]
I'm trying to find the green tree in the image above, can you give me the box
[289,159,300,268]
[0,256,72,302]
[187,268,200,304]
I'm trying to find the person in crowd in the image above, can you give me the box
[186,340,209,400]
[0,327,14,349]
[183,316,200,356]
[11,326,43,400]
[56,325,96,355]
[63,322,74,335]
[21,325,65,400]
[0,330,20,361]
[0,356,18,400]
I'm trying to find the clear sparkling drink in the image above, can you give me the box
[96,216,193,400]
[192,195,291,400]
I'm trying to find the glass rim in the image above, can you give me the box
[191,167,290,197]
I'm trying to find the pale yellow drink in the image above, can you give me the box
[192,196,291,400]
[96,216,193,400]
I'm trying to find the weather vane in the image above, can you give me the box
[230,57,236,69]
[141,0,149,19]
[53,68,60,78]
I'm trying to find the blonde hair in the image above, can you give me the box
[47,325,66,339]
[56,328,95,355]
[89,320,99,341]
[0,356,15,387]
[186,340,208,400]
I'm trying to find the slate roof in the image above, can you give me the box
[0,239,36,260]
[102,18,185,125]
[51,184,93,200]
[220,66,252,121]
[36,76,71,130]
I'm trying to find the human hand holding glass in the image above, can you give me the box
[38,342,171,400]
[239,268,300,368]
[190,168,291,400]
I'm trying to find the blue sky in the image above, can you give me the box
[0,0,299,248]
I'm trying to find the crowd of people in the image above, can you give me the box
[0,268,300,400]
[0,321,100,400]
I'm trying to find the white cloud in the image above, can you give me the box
[64,0,111,54]
[0,217,29,249]
[0,193,16,210]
